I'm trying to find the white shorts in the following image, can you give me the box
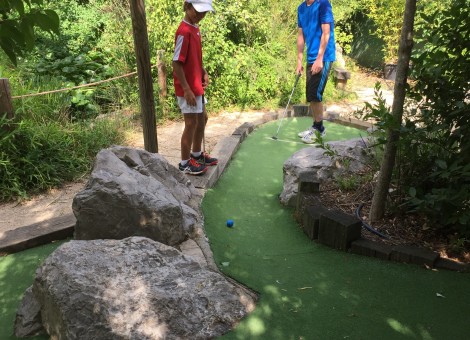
[177,96,207,114]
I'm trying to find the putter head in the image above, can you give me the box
[271,136,278,140]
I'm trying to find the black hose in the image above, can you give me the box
[355,204,390,239]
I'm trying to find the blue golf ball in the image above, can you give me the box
[226,219,234,228]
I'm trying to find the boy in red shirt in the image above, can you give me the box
[172,0,218,175]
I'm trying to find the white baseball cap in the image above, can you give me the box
[186,0,214,13]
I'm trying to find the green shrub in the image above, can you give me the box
[355,0,469,237]
[10,0,139,120]
[0,115,125,201]
[405,0,470,236]
[1,0,373,200]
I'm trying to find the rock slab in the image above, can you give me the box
[280,138,369,207]
[19,237,255,339]
[73,146,201,246]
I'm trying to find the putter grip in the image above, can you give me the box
[294,73,301,87]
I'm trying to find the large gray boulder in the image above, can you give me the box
[280,138,370,206]
[18,237,256,339]
[73,146,201,246]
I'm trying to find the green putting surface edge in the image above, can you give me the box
[0,241,64,340]
[202,118,470,339]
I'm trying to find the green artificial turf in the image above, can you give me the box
[1,118,468,340]
[0,241,65,340]
[202,118,470,340]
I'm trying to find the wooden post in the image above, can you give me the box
[0,78,14,120]
[157,50,167,99]
[129,0,158,153]
[157,50,168,116]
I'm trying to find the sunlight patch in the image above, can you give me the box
[386,318,415,336]
[246,316,266,335]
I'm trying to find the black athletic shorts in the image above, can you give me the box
[306,61,333,102]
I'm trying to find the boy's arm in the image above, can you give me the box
[296,28,305,75]
[311,23,330,74]
[172,60,196,106]
[202,68,209,89]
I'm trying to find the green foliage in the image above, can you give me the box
[6,71,72,122]
[0,0,369,200]
[355,0,469,237]
[360,0,405,63]
[0,0,59,65]
[404,0,470,235]
[9,0,138,119]
[0,114,125,200]
[146,0,299,112]
[331,0,364,54]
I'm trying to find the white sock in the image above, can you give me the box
[180,159,190,166]
[191,151,202,158]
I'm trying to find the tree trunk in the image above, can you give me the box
[369,0,417,222]
[129,0,158,153]
[0,78,14,120]
[157,50,168,116]
[157,50,167,99]
[0,78,15,133]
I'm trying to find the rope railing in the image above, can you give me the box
[10,65,158,100]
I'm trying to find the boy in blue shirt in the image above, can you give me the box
[296,0,336,144]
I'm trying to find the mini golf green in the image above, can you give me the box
[1,118,468,340]
[202,117,470,339]
[0,241,65,340]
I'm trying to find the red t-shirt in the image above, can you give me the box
[172,20,204,97]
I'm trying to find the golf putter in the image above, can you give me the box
[272,73,301,140]
[202,129,206,166]
[202,100,206,166]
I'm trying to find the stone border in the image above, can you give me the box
[186,111,281,190]
[295,178,469,273]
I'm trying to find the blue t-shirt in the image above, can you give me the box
[297,0,336,63]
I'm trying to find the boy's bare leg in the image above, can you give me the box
[310,101,323,123]
[191,112,207,153]
[181,114,198,160]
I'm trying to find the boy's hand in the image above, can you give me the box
[311,59,323,74]
[184,89,197,106]
[202,71,209,88]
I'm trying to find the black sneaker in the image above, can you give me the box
[179,158,207,175]
[192,152,218,166]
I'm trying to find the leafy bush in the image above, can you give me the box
[0,0,59,65]
[331,0,364,54]
[360,0,405,64]
[405,0,470,235]
[356,0,469,237]
[0,115,125,200]
[1,0,368,200]
[8,0,138,120]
